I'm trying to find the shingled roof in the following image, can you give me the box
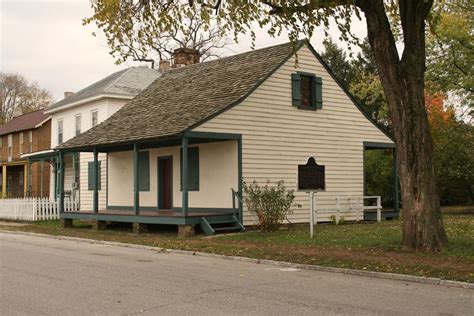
[0,110,50,136]
[46,67,160,113]
[59,41,301,150]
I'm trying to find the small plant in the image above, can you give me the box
[243,180,300,231]
[330,215,346,225]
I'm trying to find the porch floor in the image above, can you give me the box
[78,210,232,217]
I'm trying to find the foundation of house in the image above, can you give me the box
[60,218,73,228]
[92,220,107,231]
[133,222,148,234]
[178,224,195,237]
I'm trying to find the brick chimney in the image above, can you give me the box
[159,60,171,73]
[64,91,74,98]
[172,47,200,68]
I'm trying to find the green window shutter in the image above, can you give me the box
[88,161,101,191]
[138,151,150,191]
[180,147,199,191]
[315,76,323,109]
[291,73,301,106]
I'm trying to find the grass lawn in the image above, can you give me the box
[1,206,473,283]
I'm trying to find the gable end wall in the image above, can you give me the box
[193,45,393,224]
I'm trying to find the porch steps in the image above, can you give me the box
[200,215,245,235]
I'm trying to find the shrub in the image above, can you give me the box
[330,215,346,225]
[243,180,299,231]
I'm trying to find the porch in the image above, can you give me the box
[58,131,244,235]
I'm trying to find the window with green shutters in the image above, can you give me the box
[88,161,101,190]
[291,72,323,110]
[180,146,199,191]
[138,151,150,191]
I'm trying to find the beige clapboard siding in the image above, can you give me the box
[79,152,107,211]
[193,45,392,225]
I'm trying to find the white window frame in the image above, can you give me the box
[75,114,82,136]
[91,110,98,127]
[19,132,23,154]
[7,134,12,162]
[57,119,64,145]
[28,131,33,153]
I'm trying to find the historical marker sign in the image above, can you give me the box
[298,157,326,191]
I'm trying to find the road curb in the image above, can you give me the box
[2,229,473,290]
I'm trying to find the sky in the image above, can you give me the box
[0,0,367,101]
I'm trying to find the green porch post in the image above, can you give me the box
[237,137,243,223]
[93,149,99,214]
[393,149,399,213]
[133,144,140,215]
[58,152,65,213]
[181,137,188,217]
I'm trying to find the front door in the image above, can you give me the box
[158,157,173,210]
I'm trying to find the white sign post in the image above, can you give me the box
[309,191,316,238]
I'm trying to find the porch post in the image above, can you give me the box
[133,144,139,215]
[40,159,44,197]
[25,159,30,196]
[237,137,243,223]
[181,137,188,216]
[2,165,7,197]
[393,149,399,213]
[93,149,99,214]
[58,152,65,213]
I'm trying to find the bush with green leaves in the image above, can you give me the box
[243,180,299,231]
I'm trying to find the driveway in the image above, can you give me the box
[1,232,472,315]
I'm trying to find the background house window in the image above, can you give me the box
[7,134,12,161]
[180,146,199,191]
[28,131,33,153]
[291,73,323,109]
[57,120,63,144]
[19,133,23,154]
[0,137,3,148]
[88,161,101,190]
[91,110,98,127]
[75,115,81,136]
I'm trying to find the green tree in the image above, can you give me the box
[320,37,355,89]
[426,0,473,116]
[86,0,448,252]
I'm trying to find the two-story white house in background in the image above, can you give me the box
[31,67,160,210]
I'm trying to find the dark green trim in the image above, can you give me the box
[93,149,99,214]
[363,141,395,149]
[172,207,236,213]
[237,138,243,223]
[305,42,394,141]
[200,217,215,235]
[184,131,242,140]
[88,160,101,191]
[107,205,160,211]
[180,146,199,191]
[60,212,234,225]
[181,137,188,216]
[138,151,150,191]
[393,149,400,213]
[58,152,64,213]
[184,41,306,133]
[157,155,173,210]
[133,144,139,215]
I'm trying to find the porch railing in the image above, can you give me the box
[231,188,243,220]
[0,197,79,221]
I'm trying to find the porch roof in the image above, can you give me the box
[57,41,303,151]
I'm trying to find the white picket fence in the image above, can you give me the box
[0,198,79,221]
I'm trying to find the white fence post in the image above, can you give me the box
[377,196,382,223]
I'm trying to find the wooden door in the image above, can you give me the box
[158,157,173,210]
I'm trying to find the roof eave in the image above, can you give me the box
[44,93,134,114]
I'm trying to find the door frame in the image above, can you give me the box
[157,155,173,210]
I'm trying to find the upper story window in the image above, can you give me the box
[291,72,323,110]
[91,110,98,127]
[75,115,82,136]
[28,131,33,153]
[7,134,12,162]
[19,133,23,154]
[57,120,64,145]
[0,137,3,149]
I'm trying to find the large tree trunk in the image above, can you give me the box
[358,0,448,252]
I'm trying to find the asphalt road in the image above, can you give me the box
[1,232,473,316]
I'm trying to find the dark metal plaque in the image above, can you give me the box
[298,157,325,191]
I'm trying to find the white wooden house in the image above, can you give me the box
[56,41,397,235]
[25,67,160,210]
